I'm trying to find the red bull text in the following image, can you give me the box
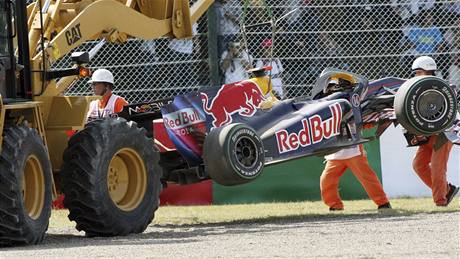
[163,108,205,135]
[275,103,343,154]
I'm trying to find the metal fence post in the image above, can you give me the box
[206,3,220,86]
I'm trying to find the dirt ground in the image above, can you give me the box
[1,211,459,258]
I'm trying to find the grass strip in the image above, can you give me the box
[49,197,459,228]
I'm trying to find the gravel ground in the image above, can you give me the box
[1,211,459,258]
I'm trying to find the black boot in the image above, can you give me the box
[378,202,392,209]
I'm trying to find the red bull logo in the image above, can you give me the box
[275,103,343,154]
[201,81,265,128]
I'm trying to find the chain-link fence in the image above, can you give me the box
[55,22,210,103]
[51,12,210,103]
[51,0,459,102]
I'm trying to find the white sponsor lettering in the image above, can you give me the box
[275,103,342,154]
[163,108,204,130]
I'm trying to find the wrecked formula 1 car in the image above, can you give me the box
[120,68,459,187]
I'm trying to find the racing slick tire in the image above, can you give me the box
[0,125,52,246]
[203,123,265,186]
[394,76,458,135]
[61,118,161,237]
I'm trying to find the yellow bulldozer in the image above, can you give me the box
[0,0,214,246]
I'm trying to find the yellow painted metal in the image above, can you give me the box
[1,102,57,199]
[190,0,215,24]
[46,130,70,174]
[107,148,147,212]
[136,0,172,20]
[46,0,177,60]
[38,77,78,120]
[26,3,37,27]
[43,96,95,175]
[1,0,215,201]
[3,101,43,110]
[44,96,94,128]
[3,101,47,143]
[33,104,47,146]
[27,0,215,97]
[22,155,45,220]
[171,0,192,38]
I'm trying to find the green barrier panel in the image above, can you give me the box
[213,131,382,204]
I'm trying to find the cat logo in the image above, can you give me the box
[65,23,82,46]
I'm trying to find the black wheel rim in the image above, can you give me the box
[234,136,258,168]
[415,89,447,123]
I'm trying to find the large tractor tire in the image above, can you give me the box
[203,123,265,186]
[0,125,52,246]
[394,76,458,135]
[61,118,161,237]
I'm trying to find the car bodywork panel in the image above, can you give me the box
[120,69,459,184]
[159,69,371,167]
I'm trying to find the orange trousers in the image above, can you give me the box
[320,153,389,209]
[413,135,453,206]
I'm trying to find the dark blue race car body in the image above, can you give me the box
[161,83,363,168]
[121,68,459,186]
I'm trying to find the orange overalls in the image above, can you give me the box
[320,145,389,209]
[412,135,453,206]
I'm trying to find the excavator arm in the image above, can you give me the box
[27,0,214,96]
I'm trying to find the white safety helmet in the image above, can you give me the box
[88,69,114,84]
[411,56,437,71]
